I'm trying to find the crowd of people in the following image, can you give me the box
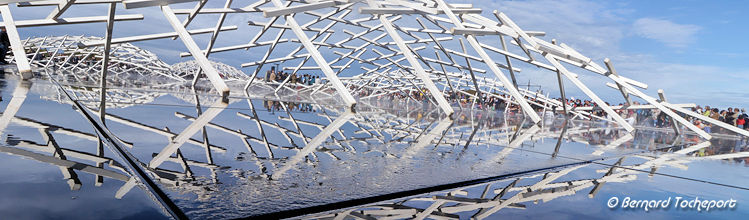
[548,98,749,134]
[264,66,321,86]
[692,106,748,131]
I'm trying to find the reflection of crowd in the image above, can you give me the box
[263,99,315,114]
[356,87,523,112]
[696,138,749,166]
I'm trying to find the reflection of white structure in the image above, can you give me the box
[304,139,743,220]
[32,81,164,109]
[2,76,746,219]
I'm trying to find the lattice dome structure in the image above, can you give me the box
[1,0,748,140]
[19,35,179,82]
[17,35,253,108]
[172,60,250,82]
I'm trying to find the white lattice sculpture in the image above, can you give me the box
[0,0,747,140]
[172,59,249,82]
[21,35,177,81]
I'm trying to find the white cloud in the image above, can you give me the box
[632,18,702,48]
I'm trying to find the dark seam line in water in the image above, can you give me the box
[239,160,593,220]
[47,78,189,220]
[590,161,749,191]
[580,143,749,190]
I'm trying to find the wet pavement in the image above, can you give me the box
[0,71,747,219]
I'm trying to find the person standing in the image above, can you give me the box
[731,108,741,126]
[726,107,735,125]
[703,105,712,117]
[265,66,275,82]
[738,112,746,129]
[710,108,720,120]
[0,27,9,65]
[269,70,277,83]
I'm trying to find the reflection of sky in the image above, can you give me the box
[0,156,165,219]
[0,180,163,219]
[0,78,167,219]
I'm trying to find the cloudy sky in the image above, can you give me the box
[5,0,749,109]
[459,0,749,110]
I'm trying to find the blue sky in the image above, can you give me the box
[4,0,749,109]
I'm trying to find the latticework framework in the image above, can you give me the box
[1,0,747,140]
[20,35,177,81]
[172,59,250,82]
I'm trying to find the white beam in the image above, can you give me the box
[658,89,680,134]
[0,5,32,73]
[149,100,227,168]
[80,26,238,47]
[268,0,356,107]
[271,110,354,179]
[18,0,119,7]
[172,7,257,14]
[0,82,29,135]
[161,5,229,97]
[122,0,198,9]
[98,2,116,125]
[47,0,77,20]
[571,103,695,111]
[359,7,481,15]
[0,14,144,27]
[263,0,361,18]
[0,146,130,182]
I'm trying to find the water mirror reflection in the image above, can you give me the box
[0,68,747,219]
